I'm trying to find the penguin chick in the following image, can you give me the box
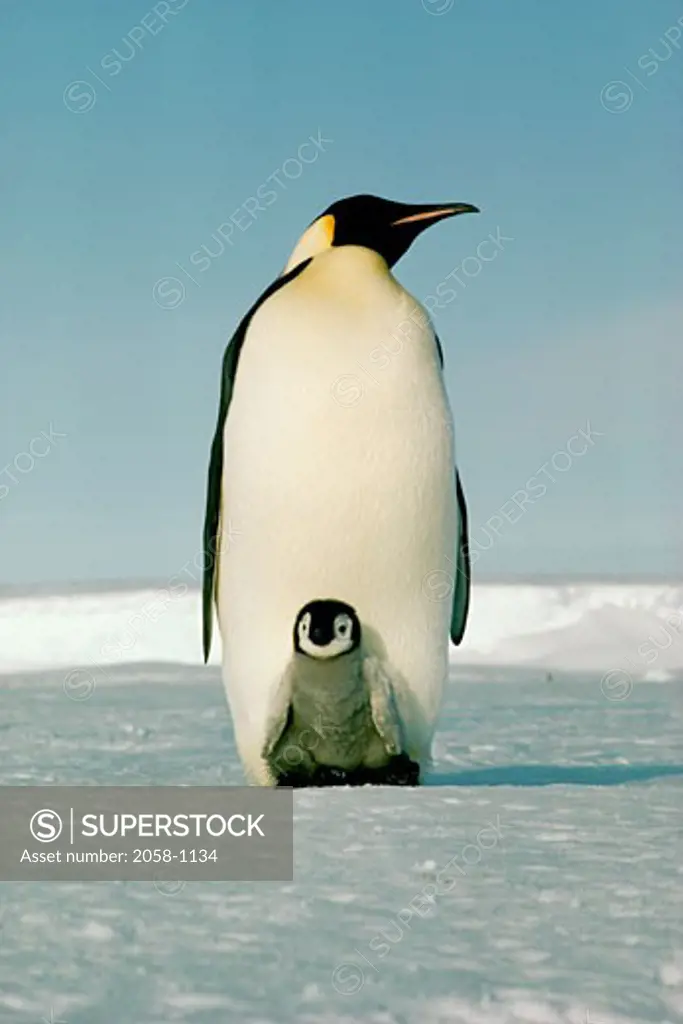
[262,599,406,784]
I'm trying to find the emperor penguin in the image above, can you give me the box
[202,193,478,786]
[263,599,417,787]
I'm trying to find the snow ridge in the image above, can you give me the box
[1,582,682,678]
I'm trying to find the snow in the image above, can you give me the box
[0,584,682,1022]
[1,582,682,678]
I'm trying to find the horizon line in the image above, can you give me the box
[1,571,682,600]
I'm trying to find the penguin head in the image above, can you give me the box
[294,599,361,660]
[284,194,479,273]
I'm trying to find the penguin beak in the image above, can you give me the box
[391,203,480,228]
[310,626,327,646]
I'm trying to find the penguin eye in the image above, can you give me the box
[335,615,352,640]
[299,614,311,637]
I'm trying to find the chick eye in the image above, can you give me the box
[335,616,351,639]
[300,615,310,636]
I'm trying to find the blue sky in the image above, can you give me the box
[1,0,682,585]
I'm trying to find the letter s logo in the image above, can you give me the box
[30,809,63,843]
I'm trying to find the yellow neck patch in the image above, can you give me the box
[283,214,335,274]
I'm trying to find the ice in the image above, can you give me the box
[0,581,682,677]
[660,955,683,987]
[0,584,682,1021]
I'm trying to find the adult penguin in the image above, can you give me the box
[202,194,478,785]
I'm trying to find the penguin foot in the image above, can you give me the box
[275,764,350,788]
[275,754,421,788]
[373,754,421,787]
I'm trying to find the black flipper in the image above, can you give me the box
[450,470,471,645]
[434,331,471,646]
[201,259,312,662]
[434,331,444,368]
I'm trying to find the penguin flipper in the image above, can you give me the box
[363,656,403,756]
[202,338,239,664]
[201,258,314,662]
[450,470,471,645]
[432,331,470,644]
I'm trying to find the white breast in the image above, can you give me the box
[217,246,457,783]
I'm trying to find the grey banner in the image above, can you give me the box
[0,787,293,881]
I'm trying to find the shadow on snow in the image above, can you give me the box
[423,763,683,787]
